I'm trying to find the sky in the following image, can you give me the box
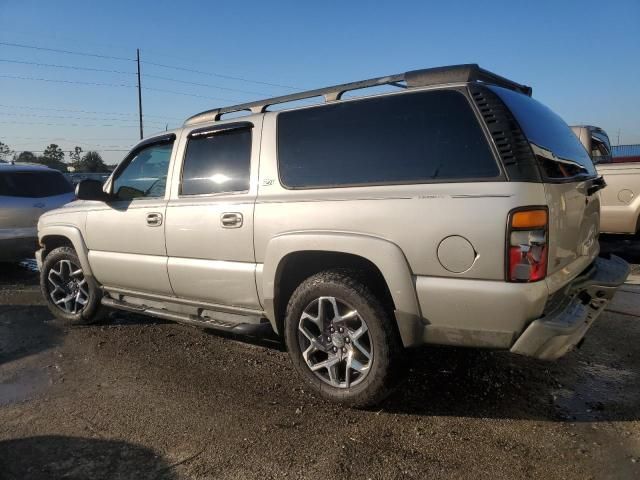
[0,0,639,165]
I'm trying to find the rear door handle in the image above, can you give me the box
[221,212,243,228]
[146,212,163,226]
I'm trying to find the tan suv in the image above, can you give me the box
[37,64,629,406]
[571,125,640,235]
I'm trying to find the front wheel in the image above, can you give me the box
[40,246,106,325]
[284,269,404,407]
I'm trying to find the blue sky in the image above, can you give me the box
[0,0,638,164]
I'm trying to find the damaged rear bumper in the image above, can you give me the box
[510,255,630,360]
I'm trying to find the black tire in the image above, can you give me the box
[40,246,106,325]
[284,269,404,407]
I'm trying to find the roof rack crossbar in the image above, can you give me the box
[184,64,531,126]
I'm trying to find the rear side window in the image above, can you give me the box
[489,86,597,180]
[0,171,73,198]
[181,127,251,196]
[277,89,499,188]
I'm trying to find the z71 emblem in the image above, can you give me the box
[262,178,275,186]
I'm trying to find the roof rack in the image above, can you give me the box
[184,64,531,126]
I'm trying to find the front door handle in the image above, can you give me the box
[146,212,163,227]
[221,212,243,228]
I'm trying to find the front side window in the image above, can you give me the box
[277,89,499,188]
[113,142,173,200]
[181,127,251,196]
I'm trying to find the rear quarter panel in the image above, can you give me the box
[543,182,600,294]
[255,112,548,282]
[597,162,640,234]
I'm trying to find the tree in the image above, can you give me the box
[69,146,83,171]
[77,151,109,173]
[36,143,67,171]
[15,151,37,163]
[0,141,13,162]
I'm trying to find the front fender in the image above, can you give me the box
[38,224,94,279]
[261,231,423,345]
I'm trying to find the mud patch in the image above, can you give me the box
[551,361,637,421]
[0,305,63,406]
[0,366,52,406]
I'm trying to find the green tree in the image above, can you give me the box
[68,146,83,171]
[15,151,37,163]
[0,141,13,162]
[77,151,109,172]
[36,143,67,171]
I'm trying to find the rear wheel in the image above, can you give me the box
[284,269,404,406]
[40,246,105,325]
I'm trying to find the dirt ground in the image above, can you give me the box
[1,246,639,480]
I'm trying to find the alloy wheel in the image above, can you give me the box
[47,259,89,314]
[297,296,373,388]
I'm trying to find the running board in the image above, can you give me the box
[101,297,275,337]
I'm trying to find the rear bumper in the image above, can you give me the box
[510,255,630,360]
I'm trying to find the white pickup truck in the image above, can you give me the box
[572,125,640,235]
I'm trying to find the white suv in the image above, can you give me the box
[37,64,629,405]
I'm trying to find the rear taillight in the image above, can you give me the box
[506,208,548,282]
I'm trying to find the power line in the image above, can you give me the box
[0,57,136,75]
[0,111,168,125]
[4,135,138,140]
[0,73,133,88]
[11,140,130,149]
[142,86,238,102]
[67,140,131,148]
[0,73,242,102]
[143,73,269,96]
[0,41,135,62]
[5,137,135,150]
[0,103,181,120]
[13,149,129,152]
[10,139,130,147]
[1,40,298,91]
[141,60,298,90]
[0,120,146,128]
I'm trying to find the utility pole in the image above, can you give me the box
[136,48,143,140]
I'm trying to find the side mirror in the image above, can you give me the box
[75,179,110,201]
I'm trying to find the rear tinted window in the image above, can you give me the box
[181,127,251,196]
[0,171,73,198]
[277,89,499,188]
[489,86,597,180]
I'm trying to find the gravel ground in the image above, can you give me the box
[1,248,639,480]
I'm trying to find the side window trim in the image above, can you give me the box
[188,121,253,139]
[108,133,176,200]
[178,122,253,197]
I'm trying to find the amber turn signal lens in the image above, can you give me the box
[511,210,548,229]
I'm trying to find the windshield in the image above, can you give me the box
[0,170,74,198]
[489,86,597,180]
